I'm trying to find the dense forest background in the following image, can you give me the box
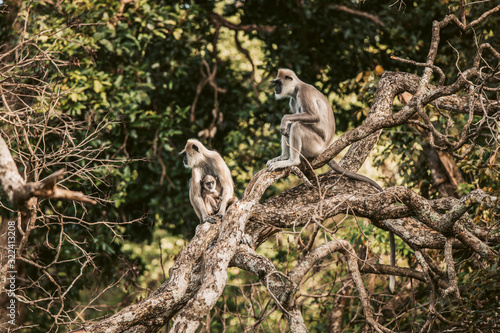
[0,0,499,332]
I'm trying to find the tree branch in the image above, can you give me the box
[0,135,96,207]
[329,4,385,27]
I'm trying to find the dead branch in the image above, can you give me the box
[0,136,96,207]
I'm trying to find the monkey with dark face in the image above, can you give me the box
[181,139,234,223]
[201,174,220,216]
[267,68,396,292]
[267,68,382,190]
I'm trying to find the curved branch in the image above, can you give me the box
[312,67,483,169]
[329,5,385,27]
[230,245,306,332]
[360,262,450,290]
[84,221,220,332]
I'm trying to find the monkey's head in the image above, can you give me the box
[180,139,206,169]
[202,175,217,192]
[272,69,299,100]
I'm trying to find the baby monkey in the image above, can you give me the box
[201,175,220,216]
[181,139,234,224]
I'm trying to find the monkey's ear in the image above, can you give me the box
[285,75,293,80]
[192,144,199,152]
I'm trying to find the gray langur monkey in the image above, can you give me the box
[181,139,234,224]
[201,174,220,216]
[267,68,396,292]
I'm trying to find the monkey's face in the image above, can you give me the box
[203,176,217,192]
[272,69,296,100]
[273,78,283,95]
[181,139,204,168]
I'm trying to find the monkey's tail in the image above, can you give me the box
[389,231,396,293]
[327,160,383,192]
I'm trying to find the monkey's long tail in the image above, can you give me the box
[389,232,396,293]
[327,160,383,192]
[327,160,396,292]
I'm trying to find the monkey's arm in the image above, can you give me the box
[281,113,321,136]
[281,92,322,135]
[282,112,320,123]
[190,172,209,221]
[204,194,218,215]
[216,160,234,214]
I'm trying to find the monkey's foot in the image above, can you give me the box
[267,160,298,171]
[266,157,286,168]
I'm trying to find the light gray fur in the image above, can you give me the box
[182,139,234,223]
[201,175,220,216]
[267,69,395,292]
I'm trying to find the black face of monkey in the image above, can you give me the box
[181,142,200,167]
[272,79,282,94]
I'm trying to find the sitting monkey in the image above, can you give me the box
[201,175,220,216]
[181,139,234,224]
[267,69,395,292]
[267,68,382,191]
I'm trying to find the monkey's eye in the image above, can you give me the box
[192,144,199,152]
[285,76,293,80]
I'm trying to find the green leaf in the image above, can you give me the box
[93,80,104,93]
[99,38,114,52]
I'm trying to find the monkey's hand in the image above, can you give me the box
[280,118,292,136]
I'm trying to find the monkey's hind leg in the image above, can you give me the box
[266,135,291,168]
[267,128,303,171]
